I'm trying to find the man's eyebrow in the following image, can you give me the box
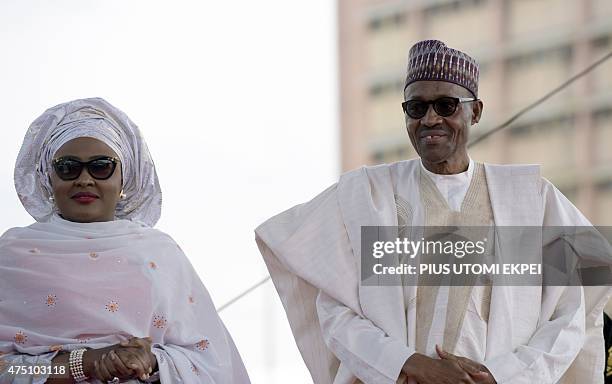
[405,94,458,100]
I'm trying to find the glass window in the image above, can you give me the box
[591,35,612,95]
[592,0,612,22]
[594,109,612,164]
[508,0,575,39]
[423,0,492,48]
[507,116,575,174]
[368,80,404,138]
[366,12,419,73]
[506,46,573,109]
[595,181,612,225]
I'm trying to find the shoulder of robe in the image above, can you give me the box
[482,163,592,227]
[339,162,388,182]
[257,162,395,230]
[482,161,541,176]
[338,159,419,184]
[255,181,339,244]
[256,160,417,245]
[483,162,545,200]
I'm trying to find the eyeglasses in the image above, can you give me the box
[401,97,478,119]
[52,156,120,181]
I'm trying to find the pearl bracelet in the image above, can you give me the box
[69,348,88,382]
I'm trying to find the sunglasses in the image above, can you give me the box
[52,156,120,181]
[401,97,478,119]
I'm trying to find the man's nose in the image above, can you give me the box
[421,104,443,127]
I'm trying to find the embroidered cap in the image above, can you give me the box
[404,39,479,98]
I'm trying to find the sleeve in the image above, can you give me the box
[316,291,413,384]
[257,175,410,384]
[540,178,612,383]
[0,351,60,384]
[482,284,585,383]
[484,177,612,383]
[257,182,410,384]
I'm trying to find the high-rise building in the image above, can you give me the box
[338,0,612,225]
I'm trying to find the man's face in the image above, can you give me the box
[49,137,123,223]
[403,81,483,169]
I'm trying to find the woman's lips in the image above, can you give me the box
[71,193,99,204]
[72,196,98,204]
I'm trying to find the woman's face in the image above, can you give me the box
[49,137,123,223]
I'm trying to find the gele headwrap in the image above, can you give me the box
[14,97,162,226]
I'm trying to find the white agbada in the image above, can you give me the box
[255,159,612,384]
[0,98,250,383]
[419,158,474,212]
[411,158,489,360]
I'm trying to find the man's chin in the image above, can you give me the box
[418,153,451,165]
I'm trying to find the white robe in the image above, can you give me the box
[398,157,488,361]
[418,157,474,212]
[0,214,250,384]
[255,159,612,384]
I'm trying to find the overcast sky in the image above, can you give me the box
[0,1,338,382]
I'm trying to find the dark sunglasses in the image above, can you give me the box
[52,156,120,181]
[401,97,478,119]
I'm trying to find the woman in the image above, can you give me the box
[0,98,250,383]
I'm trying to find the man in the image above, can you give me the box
[255,40,611,383]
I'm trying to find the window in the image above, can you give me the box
[507,0,575,39]
[506,46,573,109]
[368,11,406,31]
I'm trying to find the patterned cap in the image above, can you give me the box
[404,39,479,98]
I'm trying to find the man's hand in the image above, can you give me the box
[436,345,496,384]
[402,352,477,384]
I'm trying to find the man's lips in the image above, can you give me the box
[419,129,448,144]
[419,129,448,139]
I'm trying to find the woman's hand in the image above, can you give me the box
[119,336,157,374]
[94,350,137,382]
[90,336,157,382]
[95,348,151,382]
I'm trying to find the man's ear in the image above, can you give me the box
[471,99,483,125]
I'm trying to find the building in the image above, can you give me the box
[338,0,612,225]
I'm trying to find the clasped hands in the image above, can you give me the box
[401,345,496,384]
[87,336,157,383]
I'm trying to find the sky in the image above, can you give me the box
[0,1,339,382]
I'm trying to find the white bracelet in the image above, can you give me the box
[69,348,88,382]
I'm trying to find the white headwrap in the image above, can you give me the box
[14,97,162,227]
